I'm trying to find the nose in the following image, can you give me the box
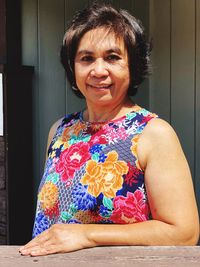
[90,59,109,78]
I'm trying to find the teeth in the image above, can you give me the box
[90,85,111,88]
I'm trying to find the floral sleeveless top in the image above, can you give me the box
[32,106,158,238]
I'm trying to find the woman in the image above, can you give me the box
[20,2,199,256]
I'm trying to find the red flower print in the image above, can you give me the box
[89,132,108,145]
[110,190,149,224]
[56,142,91,181]
[44,201,59,219]
[141,114,156,124]
[125,162,142,186]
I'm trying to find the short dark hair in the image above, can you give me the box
[60,1,151,98]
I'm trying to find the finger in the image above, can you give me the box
[30,245,59,257]
[20,239,53,256]
[20,231,50,251]
[20,234,50,254]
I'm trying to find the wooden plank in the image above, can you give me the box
[171,0,195,177]
[195,0,200,209]
[149,0,171,121]
[38,0,66,176]
[1,246,200,267]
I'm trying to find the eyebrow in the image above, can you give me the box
[77,47,123,56]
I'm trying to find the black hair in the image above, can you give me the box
[60,1,151,98]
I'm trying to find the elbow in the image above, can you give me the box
[171,222,200,246]
[185,225,200,246]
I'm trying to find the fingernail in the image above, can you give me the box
[19,246,24,251]
[21,249,27,254]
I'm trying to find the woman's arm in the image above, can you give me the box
[86,118,199,246]
[138,118,199,245]
[19,119,199,256]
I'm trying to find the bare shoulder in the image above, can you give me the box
[143,117,178,140]
[137,118,183,169]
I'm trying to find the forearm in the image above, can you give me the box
[19,219,199,257]
[85,220,199,247]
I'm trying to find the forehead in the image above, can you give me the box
[77,27,126,53]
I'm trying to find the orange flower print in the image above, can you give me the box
[62,121,85,142]
[74,210,102,224]
[81,151,128,198]
[73,121,86,135]
[131,135,142,171]
[38,182,59,218]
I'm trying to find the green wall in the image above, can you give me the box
[21,0,200,211]
[21,0,150,201]
[149,0,200,209]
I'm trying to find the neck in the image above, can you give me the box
[83,98,135,122]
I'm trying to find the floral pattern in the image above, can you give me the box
[55,142,91,181]
[38,182,59,218]
[32,106,158,238]
[110,190,149,223]
[81,151,128,198]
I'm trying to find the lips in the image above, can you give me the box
[87,84,112,89]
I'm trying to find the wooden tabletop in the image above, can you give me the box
[0,246,200,267]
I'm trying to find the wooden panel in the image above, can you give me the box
[38,0,66,177]
[65,0,88,22]
[149,0,171,121]
[171,0,195,177]
[21,0,40,199]
[64,0,88,114]
[2,246,200,266]
[195,0,200,208]
[21,0,38,66]
[132,0,150,109]
[112,0,132,10]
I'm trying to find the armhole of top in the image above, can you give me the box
[46,117,65,157]
[135,114,159,172]
[46,112,80,157]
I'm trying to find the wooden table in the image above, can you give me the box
[0,246,200,267]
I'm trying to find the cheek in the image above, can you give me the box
[118,67,130,85]
[74,66,84,86]
[75,64,88,80]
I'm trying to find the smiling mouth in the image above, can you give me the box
[88,84,112,89]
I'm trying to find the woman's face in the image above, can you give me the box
[74,27,130,107]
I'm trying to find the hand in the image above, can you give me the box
[19,224,94,256]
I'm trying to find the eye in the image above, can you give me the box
[106,54,121,61]
[80,56,94,62]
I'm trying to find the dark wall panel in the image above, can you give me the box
[21,0,39,199]
[171,0,195,177]
[64,0,88,114]
[38,0,66,163]
[149,0,199,209]
[149,0,171,121]
[195,0,200,207]
[132,0,150,109]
